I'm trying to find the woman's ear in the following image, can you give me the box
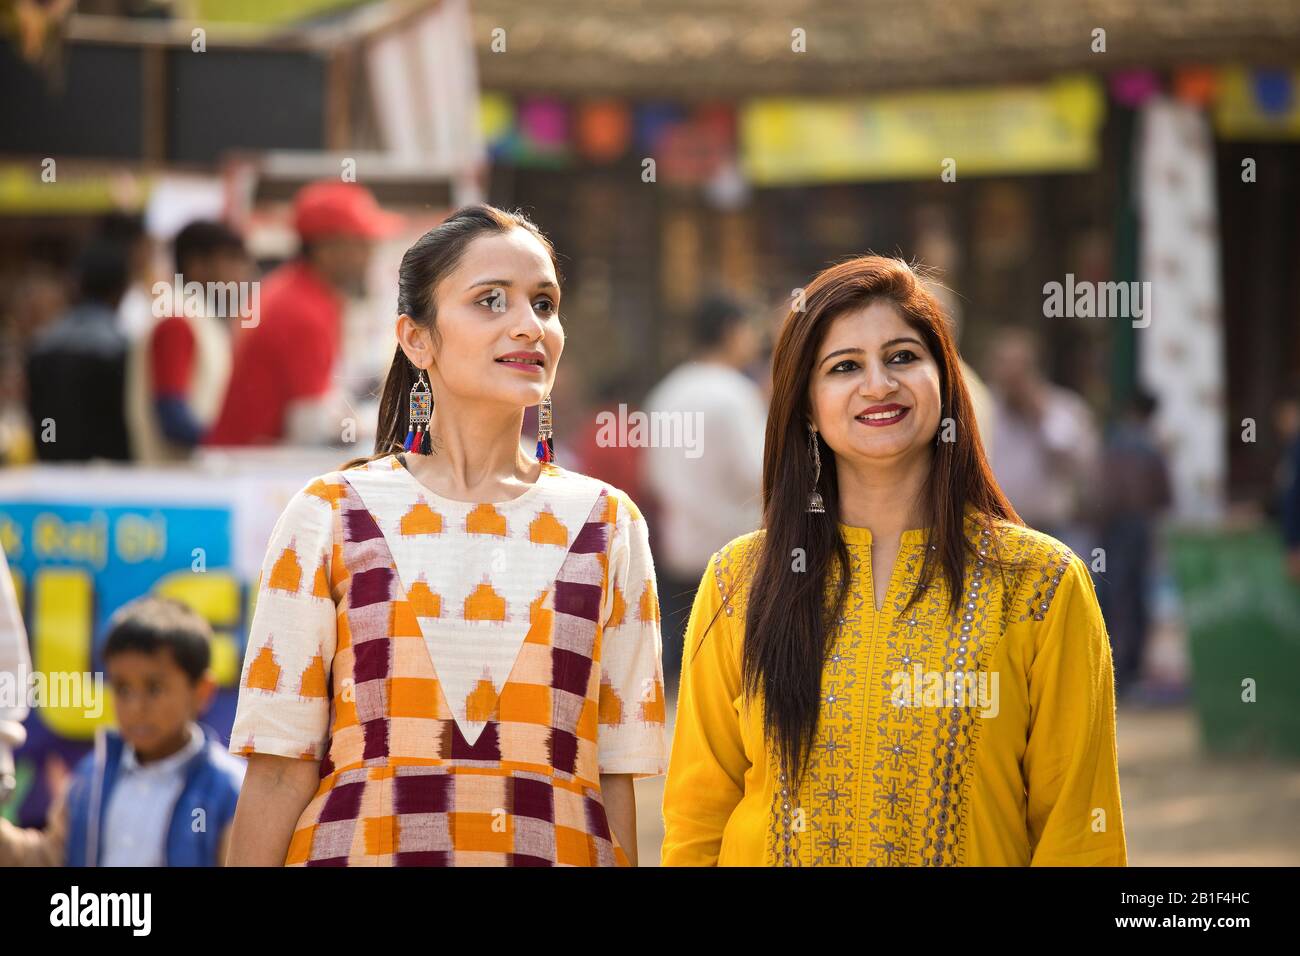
[396,314,435,370]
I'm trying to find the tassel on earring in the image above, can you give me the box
[807,426,826,514]
[535,395,555,464]
[408,369,432,456]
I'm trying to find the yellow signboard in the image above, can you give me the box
[0,164,149,215]
[741,75,1105,185]
[194,0,366,24]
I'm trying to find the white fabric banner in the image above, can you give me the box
[1137,96,1227,522]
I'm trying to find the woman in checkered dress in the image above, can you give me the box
[225,206,667,866]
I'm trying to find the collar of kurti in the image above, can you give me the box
[838,505,987,547]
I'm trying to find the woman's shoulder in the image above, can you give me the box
[544,464,647,525]
[708,529,767,606]
[276,455,401,524]
[303,459,389,506]
[982,518,1076,570]
[978,517,1092,623]
[336,453,404,479]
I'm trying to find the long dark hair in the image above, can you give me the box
[342,204,558,471]
[742,256,1020,784]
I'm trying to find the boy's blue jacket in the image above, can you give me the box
[63,723,245,866]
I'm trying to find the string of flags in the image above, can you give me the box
[477,65,1299,181]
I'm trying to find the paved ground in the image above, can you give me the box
[631,700,1300,866]
[1115,703,1300,866]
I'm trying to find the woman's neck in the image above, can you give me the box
[406,397,537,498]
[834,446,932,541]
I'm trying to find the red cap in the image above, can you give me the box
[293,181,404,240]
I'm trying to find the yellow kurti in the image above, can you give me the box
[662,516,1127,866]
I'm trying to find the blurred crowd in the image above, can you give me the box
[0,180,402,467]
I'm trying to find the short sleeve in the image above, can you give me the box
[660,553,747,866]
[1023,555,1128,865]
[595,491,668,777]
[229,481,339,761]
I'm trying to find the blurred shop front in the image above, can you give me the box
[0,0,483,457]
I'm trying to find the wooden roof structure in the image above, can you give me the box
[471,0,1300,98]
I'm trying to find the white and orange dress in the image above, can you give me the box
[229,453,667,866]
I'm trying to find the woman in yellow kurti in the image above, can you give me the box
[662,257,1126,866]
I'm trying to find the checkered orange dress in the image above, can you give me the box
[229,454,667,866]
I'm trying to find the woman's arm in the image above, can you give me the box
[226,754,320,866]
[592,490,668,867]
[1024,555,1127,866]
[225,482,339,865]
[600,773,638,866]
[661,553,749,867]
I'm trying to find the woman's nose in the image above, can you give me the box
[510,309,545,340]
[858,361,897,398]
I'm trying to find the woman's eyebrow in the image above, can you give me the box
[819,347,862,368]
[881,335,925,350]
[467,278,559,291]
[818,336,926,368]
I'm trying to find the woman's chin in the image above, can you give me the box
[838,435,927,464]
[464,383,548,408]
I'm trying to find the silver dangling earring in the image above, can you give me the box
[404,367,433,455]
[535,394,555,464]
[807,425,825,514]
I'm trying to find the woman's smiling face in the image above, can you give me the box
[427,227,563,407]
[807,299,942,466]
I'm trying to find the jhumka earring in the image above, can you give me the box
[807,425,825,514]
[535,395,555,464]
[404,368,433,454]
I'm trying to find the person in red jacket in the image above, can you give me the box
[205,181,402,447]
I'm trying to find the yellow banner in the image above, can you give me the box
[194,0,366,24]
[741,75,1105,185]
[0,165,150,215]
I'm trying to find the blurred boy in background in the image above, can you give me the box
[0,596,244,866]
